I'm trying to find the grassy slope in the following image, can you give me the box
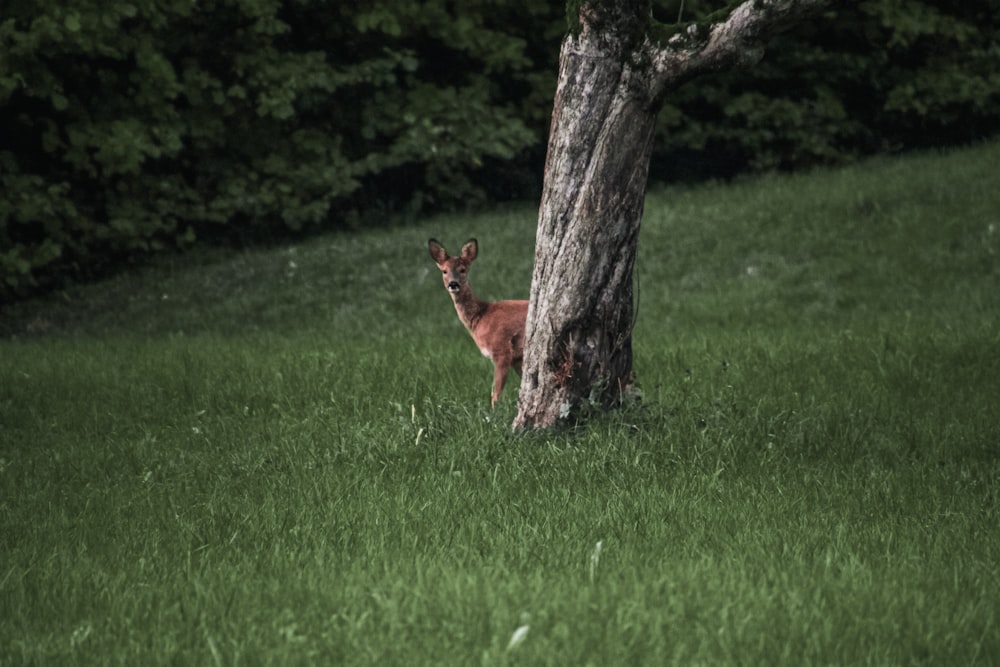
[1,142,998,665]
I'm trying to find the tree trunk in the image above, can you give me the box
[514,0,839,430]
[513,9,656,429]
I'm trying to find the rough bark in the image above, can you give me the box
[513,0,839,430]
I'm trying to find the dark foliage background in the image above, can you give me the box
[2,0,998,299]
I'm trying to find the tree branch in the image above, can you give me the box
[645,0,843,101]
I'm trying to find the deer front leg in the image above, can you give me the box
[491,360,511,408]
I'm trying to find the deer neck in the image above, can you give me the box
[450,286,489,331]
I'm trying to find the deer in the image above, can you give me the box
[428,238,529,408]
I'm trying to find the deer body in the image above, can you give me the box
[428,238,528,407]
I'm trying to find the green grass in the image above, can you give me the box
[2,141,999,665]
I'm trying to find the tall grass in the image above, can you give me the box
[2,142,999,665]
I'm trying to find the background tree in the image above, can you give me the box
[651,0,1000,177]
[513,0,841,429]
[0,0,557,299]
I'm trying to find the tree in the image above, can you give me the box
[513,0,842,429]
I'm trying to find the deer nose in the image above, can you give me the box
[447,281,460,291]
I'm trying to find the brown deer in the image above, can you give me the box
[428,238,529,407]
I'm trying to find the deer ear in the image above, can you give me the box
[428,239,447,264]
[461,238,478,262]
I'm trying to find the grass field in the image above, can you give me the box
[2,141,999,665]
